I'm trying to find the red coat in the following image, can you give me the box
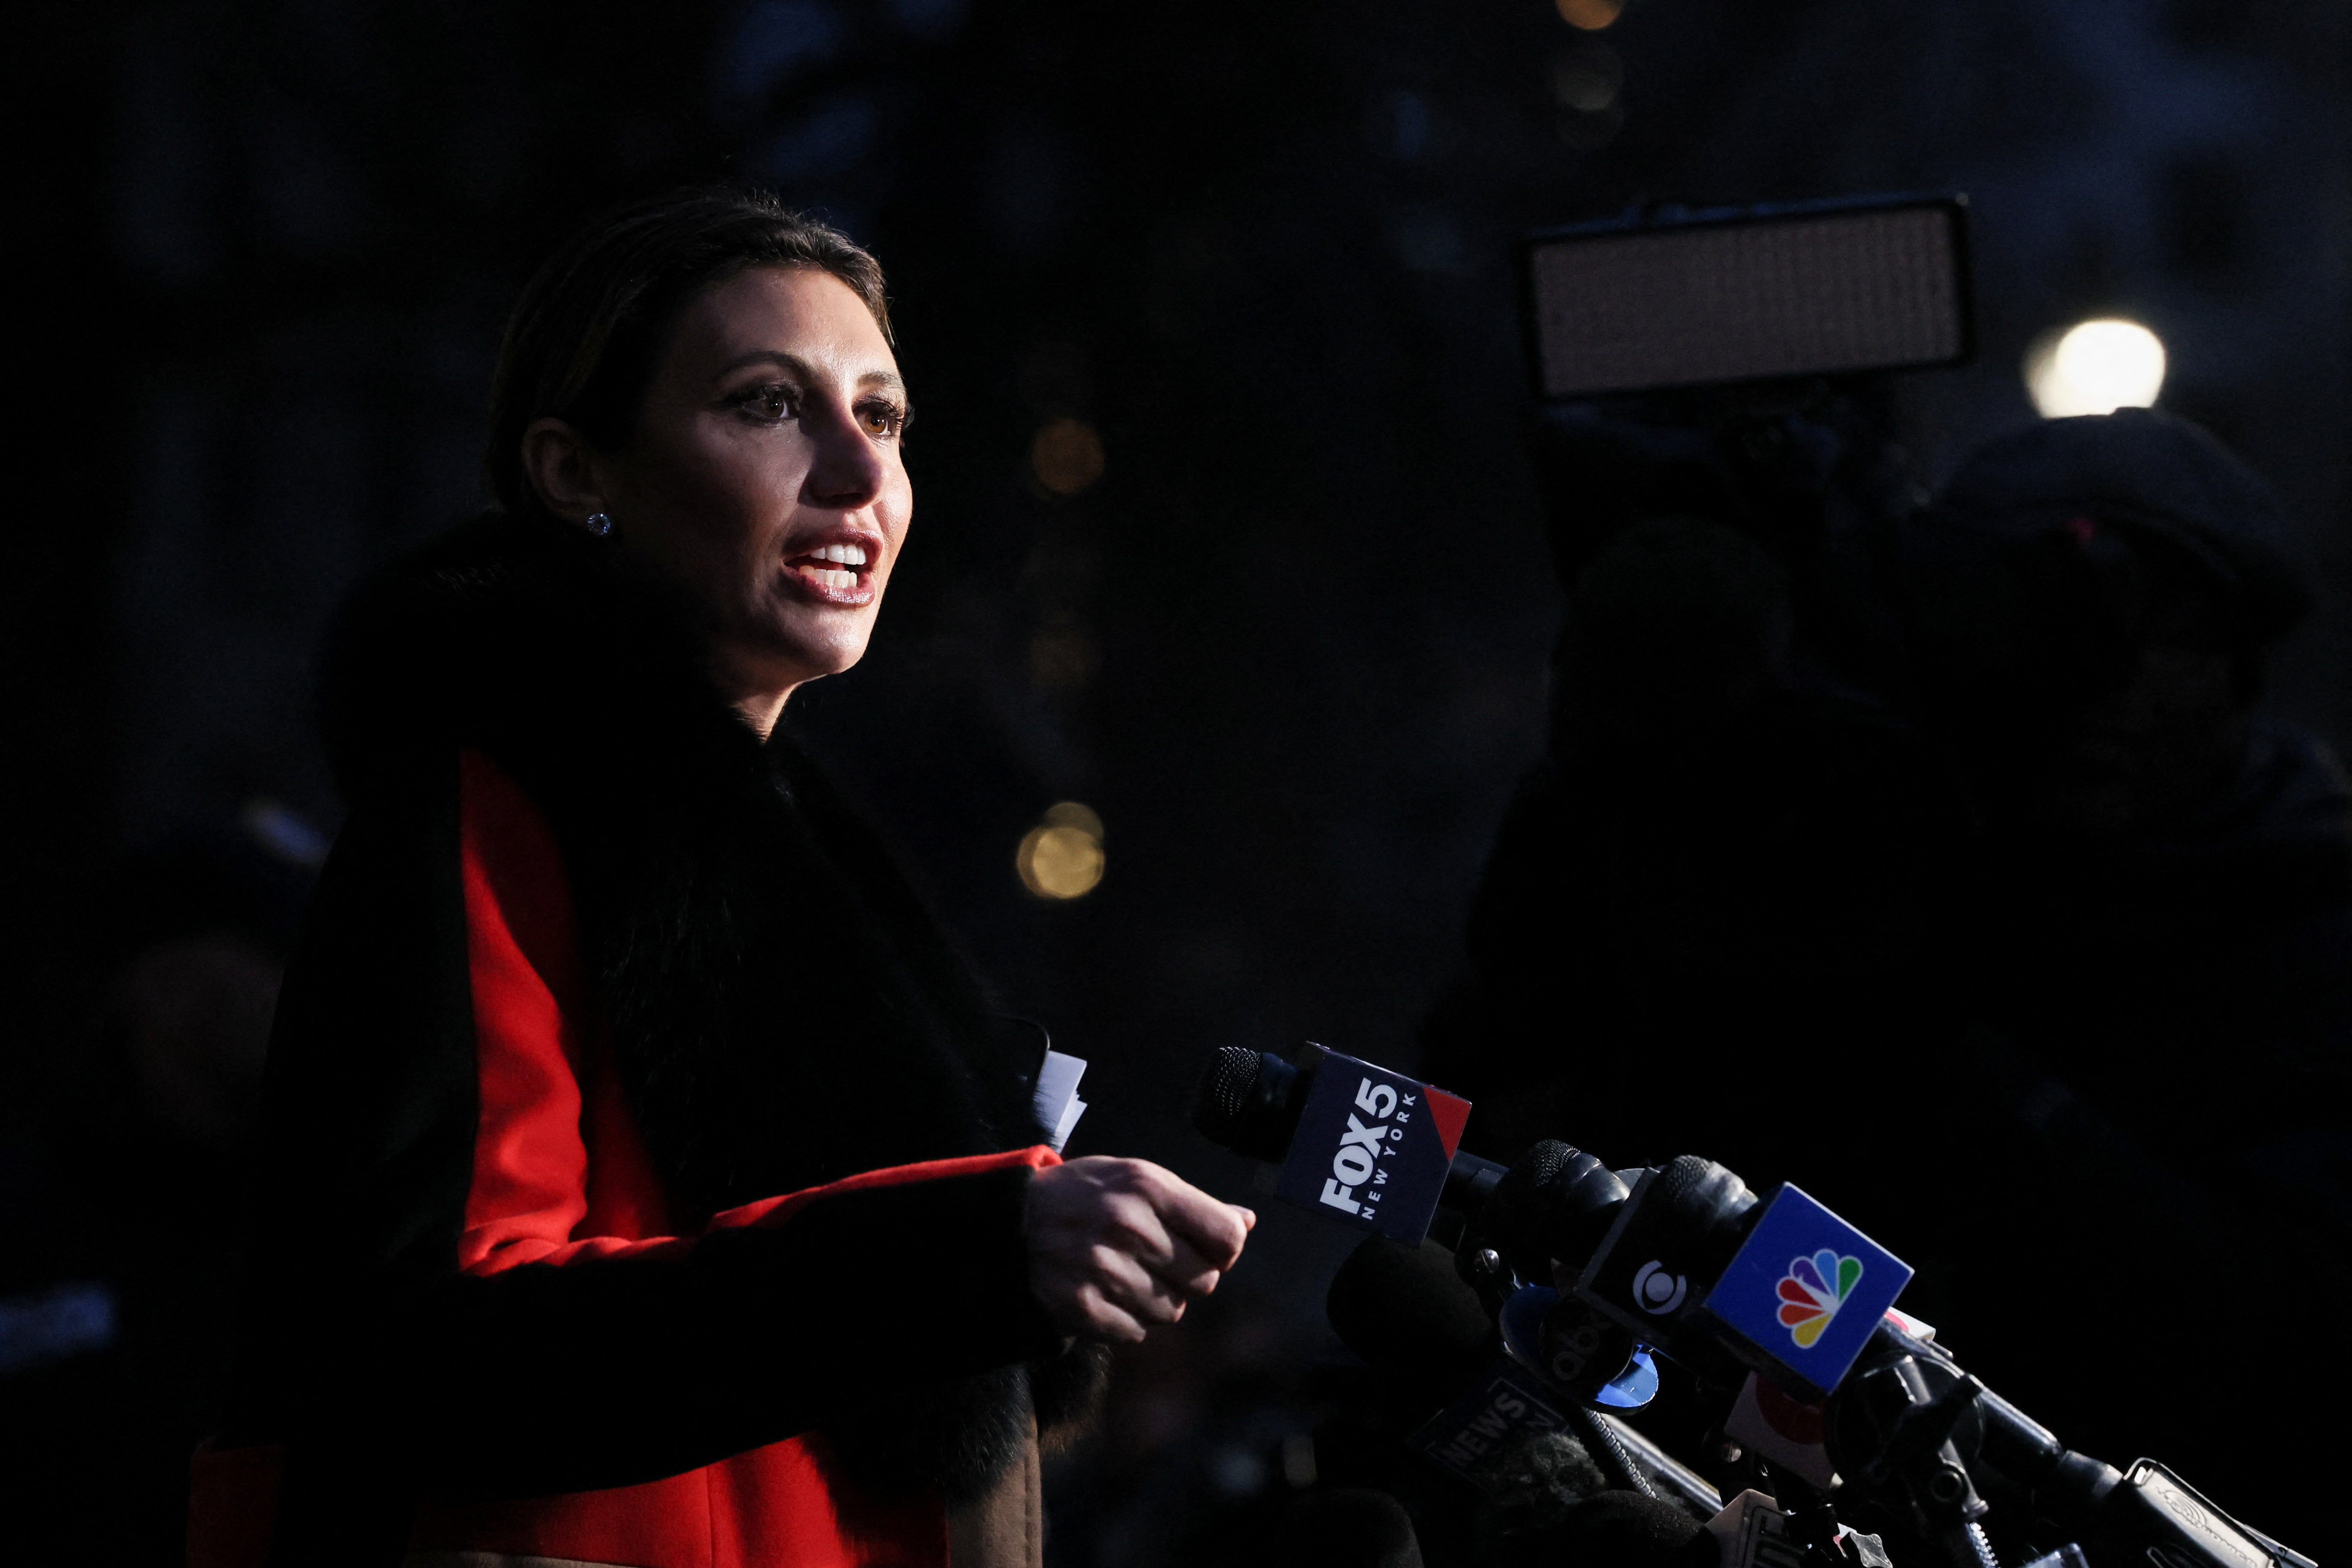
[191,748,1062,1568]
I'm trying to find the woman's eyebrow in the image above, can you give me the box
[715,349,816,379]
[714,351,904,402]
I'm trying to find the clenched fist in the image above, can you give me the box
[1024,1157,1256,1343]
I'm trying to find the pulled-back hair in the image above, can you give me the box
[485,187,890,523]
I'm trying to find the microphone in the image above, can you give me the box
[1194,1044,1484,1245]
[1326,1234,1718,1522]
[1275,1488,1426,1568]
[1526,1491,1720,1568]
[1326,1233,1584,1498]
[1328,1231,1603,1506]
[1194,1047,1629,1272]
[1205,1043,2319,1568]
[1191,1044,1306,1162]
[1195,1045,1912,1404]
[1324,1234,1498,1409]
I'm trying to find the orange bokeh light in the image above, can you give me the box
[1556,0,1623,30]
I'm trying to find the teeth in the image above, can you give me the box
[801,566,857,590]
[815,543,869,567]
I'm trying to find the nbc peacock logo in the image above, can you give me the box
[1776,1249,1863,1348]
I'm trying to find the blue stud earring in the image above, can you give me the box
[585,512,614,538]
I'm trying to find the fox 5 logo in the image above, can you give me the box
[1315,1077,1412,1216]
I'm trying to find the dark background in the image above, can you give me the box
[5,1,2347,1563]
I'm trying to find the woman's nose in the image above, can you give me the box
[802,399,888,510]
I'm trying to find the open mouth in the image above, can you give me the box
[784,540,872,595]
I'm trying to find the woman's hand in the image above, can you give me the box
[1025,1157,1256,1343]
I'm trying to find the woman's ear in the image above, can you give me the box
[520,418,611,529]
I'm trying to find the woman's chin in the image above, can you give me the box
[735,620,873,692]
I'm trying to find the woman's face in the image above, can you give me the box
[582,265,912,722]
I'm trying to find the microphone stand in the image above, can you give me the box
[1813,1320,2313,1568]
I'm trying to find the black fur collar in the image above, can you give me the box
[323,515,1044,1222]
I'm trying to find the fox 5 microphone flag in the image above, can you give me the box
[1273,1048,1471,1245]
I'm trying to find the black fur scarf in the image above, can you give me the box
[320,514,1103,1502]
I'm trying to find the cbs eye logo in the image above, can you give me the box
[1630,1260,1687,1315]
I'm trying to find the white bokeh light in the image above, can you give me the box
[2024,319,2168,418]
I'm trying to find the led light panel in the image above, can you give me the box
[1525,200,1969,399]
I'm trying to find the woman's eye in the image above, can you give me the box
[735,384,797,422]
[859,403,907,439]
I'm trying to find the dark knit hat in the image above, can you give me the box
[1929,408,2312,642]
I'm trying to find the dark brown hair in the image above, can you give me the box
[485,186,891,522]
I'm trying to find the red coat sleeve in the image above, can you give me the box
[452,749,1063,1269]
[454,748,686,1270]
[257,748,1064,1518]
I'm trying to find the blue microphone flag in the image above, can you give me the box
[1699,1184,1912,1403]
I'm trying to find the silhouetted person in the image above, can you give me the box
[1888,409,2347,1548]
[0,817,312,1565]
[1424,517,1958,1221]
[1424,416,2344,1550]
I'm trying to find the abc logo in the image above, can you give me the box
[1546,1320,1604,1383]
[1631,1260,1687,1315]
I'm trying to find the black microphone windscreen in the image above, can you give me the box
[1278,1488,1425,1568]
[1327,1234,1495,1395]
[1512,1491,1715,1568]
[1190,1047,1300,1160]
[1194,1047,1265,1137]
[1482,1138,1576,1273]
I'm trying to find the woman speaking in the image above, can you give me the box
[192,188,1253,1568]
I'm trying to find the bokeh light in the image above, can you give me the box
[2023,318,2167,418]
[1029,624,1100,691]
[1549,43,1623,112]
[1555,0,1624,29]
[1030,417,1106,495]
[1017,802,1106,899]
